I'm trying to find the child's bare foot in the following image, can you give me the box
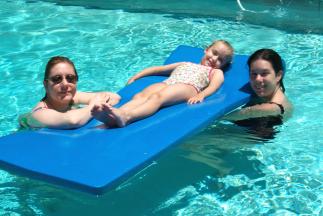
[101,104,128,127]
[91,104,116,126]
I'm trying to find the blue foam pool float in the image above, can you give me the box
[0,45,250,194]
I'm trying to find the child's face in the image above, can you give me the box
[202,42,231,69]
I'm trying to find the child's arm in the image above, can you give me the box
[127,62,184,84]
[187,69,224,104]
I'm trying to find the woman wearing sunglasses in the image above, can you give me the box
[19,56,120,129]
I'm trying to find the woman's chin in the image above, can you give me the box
[58,95,74,103]
[254,90,266,97]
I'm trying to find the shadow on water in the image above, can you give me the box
[31,0,323,34]
[178,121,275,181]
[152,122,282,215]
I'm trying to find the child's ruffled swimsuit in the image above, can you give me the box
[163,62,214,92]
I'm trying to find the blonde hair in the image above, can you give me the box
[208,40,234,68]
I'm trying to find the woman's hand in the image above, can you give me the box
[89,93,111,108]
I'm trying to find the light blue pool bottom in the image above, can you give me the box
[0,45,250,194]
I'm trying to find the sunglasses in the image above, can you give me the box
[47,74,77,84]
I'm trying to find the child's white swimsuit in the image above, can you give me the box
[163,62,214,92]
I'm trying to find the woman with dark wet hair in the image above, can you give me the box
[223,49,292,135]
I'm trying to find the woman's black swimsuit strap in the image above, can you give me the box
[268,102,285,115]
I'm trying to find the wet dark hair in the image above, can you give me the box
[42,56,78,100]
[247,49,285,92]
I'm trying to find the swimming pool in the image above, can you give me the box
[0,0,322,215]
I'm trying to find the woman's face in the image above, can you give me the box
[249,59,282,99]
[44,62,77,104]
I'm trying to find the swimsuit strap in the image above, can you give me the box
[31,101,48,113]
[208,67,214,80]
[31,107,45,113]
[268,102,285,115]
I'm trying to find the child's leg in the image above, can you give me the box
[120,82,167,112]
[109,83,197,127]
[92,82,166,125]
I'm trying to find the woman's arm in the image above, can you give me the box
[127,62,184,84]
[26,106,94,129]
[187,69,224,104]
[23,94,109,129]
[74,91,121,106]
[223,87,293,121]
[222,103,285,121]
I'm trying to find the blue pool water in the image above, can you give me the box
[0,0,322,215]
